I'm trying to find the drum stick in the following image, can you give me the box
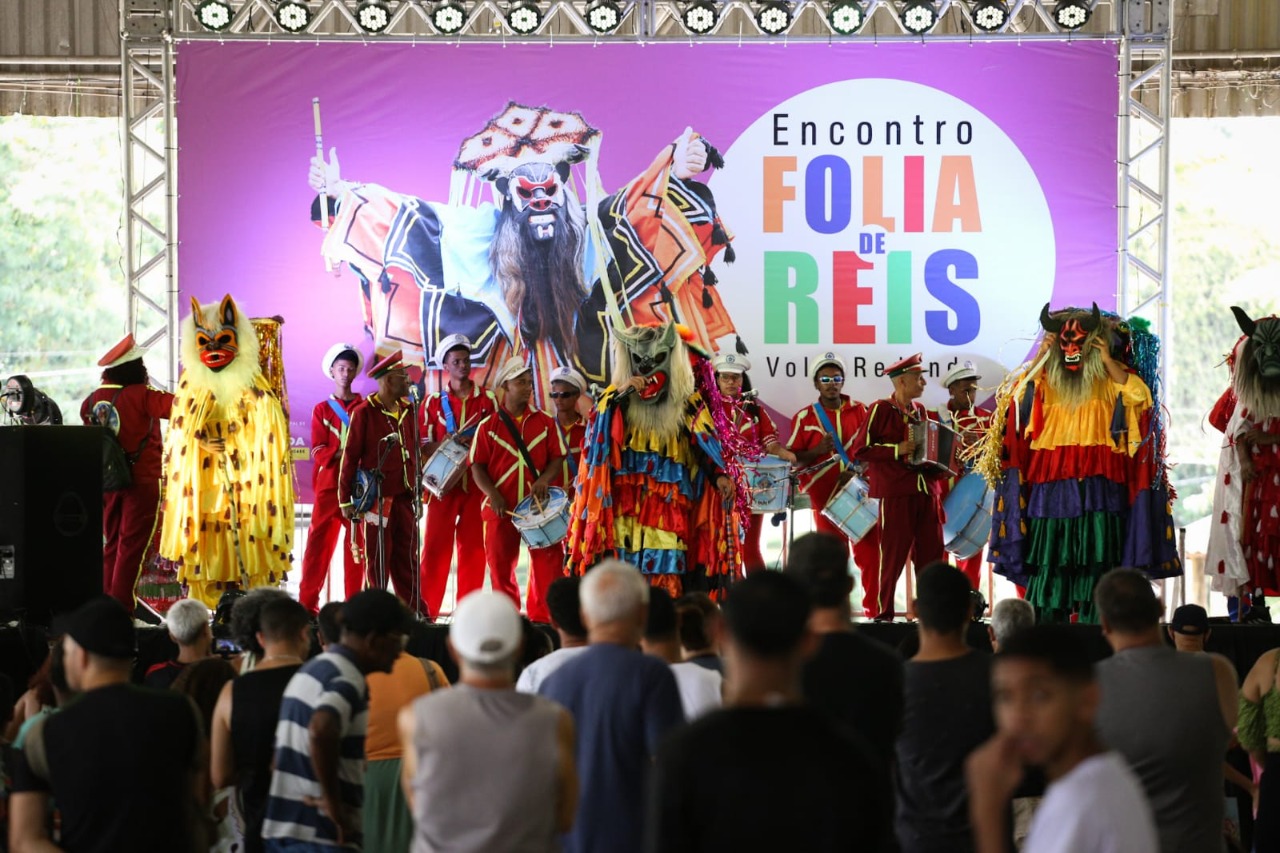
[313,97,333,273]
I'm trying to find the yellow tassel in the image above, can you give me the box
[1019,495,1027,510]
[996,495,1005,513]
[1020,521,1027,535]
[999,522,1006,538]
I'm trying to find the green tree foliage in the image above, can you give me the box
[0,116,127,420]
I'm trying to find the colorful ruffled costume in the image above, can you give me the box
[159,296,295,607]
[565,324,750,599]
[979,308,1180,622]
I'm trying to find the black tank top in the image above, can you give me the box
[230,664,300,853]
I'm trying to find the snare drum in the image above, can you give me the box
[421,438,469,498]
[820,477,879,543]
[744,455,792,514]
[512,488,571,549]
[943,472,994,559]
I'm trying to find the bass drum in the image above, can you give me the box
[943,472,994,560]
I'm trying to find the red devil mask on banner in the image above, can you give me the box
[1040,302,1101,372]
[191,295,241,372]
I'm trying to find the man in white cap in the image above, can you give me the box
[469,357,566,622]
[80,334,175,610]
[420,334,497,617]
[299,343,365,612]
[398,591,577,853]
[713,352,795,574]
[936,359,993,588]
[784,351,882,614]
[548,365,588,495]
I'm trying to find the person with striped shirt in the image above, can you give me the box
[261,589,411,851]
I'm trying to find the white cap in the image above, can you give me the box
[811,351,845,376]
[549,365,586,391]
[434,334,473,367]
[943,360,981,388]
[493,356,533,387]
[449,592,521,664]
[321,343,364,379]
[712,352,751,374]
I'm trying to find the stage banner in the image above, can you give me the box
[176,41,1118,502]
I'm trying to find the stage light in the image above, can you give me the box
[970,0,1007,31]
[431,0,467,32]
[828,0,865,34]
[755,0,791,34]
[506,0,543,32]
[194,0,234,31]
[275,0,312,32]
[681,0,718,34]
[2,376,63,426]
[1053,0,1091,29]
[900,0,937,34]
[355,0,392,32]
[586,0,622,32]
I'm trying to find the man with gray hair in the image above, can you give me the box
[987,598,1035,652]
[399,591,577,852]
[145,598,213,689]
[539,559,685,853]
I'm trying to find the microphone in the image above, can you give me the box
[408,385,421,404]
[0,390,19,398]
[615,385,636,402]
[741,389,760,401]
[380,433,401,446]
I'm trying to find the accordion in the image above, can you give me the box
[909,420,961,477]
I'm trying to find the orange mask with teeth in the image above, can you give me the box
[191,295,241,373]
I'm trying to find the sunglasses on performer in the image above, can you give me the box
[818,375,845,384]
[549,390,580,399]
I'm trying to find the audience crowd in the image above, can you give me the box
[0,533,1268,853]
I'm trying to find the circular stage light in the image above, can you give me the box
[828,0,865,34]
[194,0,234,31]
[356,0,392,32]
[1053,0,1091,30]
[900,0,937,34]
[506,0,543,33]
[681,0,718,34]
[755,0,791,34]
[970,0,1007,31]
[587,0,622,32]
[275,0,312,32]
[431,0,467,33]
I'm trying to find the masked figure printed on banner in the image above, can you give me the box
[970,303,1180,623]
[159,295,296,607]
[308,102,739,407]
[565,321,758,600]
[1206,306,1280,599]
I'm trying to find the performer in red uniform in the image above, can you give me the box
[298,343,364,612]
[419,334,497,616]
[935,360,993,589]
[854,353,946,620]
[714,353,796,574]
[81,334,175,610]
[787,353,881,614]
[338,350,427,613]
[548,365,588,497]
[470,357,566,622]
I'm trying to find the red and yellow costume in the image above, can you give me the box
[469,406,566,622]
[299,393,363,610]
[419,384,497,615]
[787,397,882,610]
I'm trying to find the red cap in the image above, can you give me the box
[886,353,924,378]
[368,349,405,379]
[98,334,148,368]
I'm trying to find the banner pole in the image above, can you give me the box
[313,97,333,273]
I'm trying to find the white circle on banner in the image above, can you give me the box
[710,78,1054,418]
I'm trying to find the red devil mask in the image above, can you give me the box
[191,295,241,373]
[1040,302,1101,372]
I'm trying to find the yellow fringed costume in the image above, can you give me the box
[159,295,295,606]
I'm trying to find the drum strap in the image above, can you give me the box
[812,403,855,469]
[326,398,352,445]
[441,392,458,435]
[496,408,542,481]
[556,421,579,479]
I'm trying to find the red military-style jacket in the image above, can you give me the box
[338,393,415,506]
[469,407,565,514]
[854,396,944,499]
[554,416,587,489]
[421,384,496,494]
[310,395,363,495]
[81,383,175,482]
[786,395,869,509]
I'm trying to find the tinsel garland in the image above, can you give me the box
[1126,317,1170,491]
[968,350,1048,489]
[252,317,289,418]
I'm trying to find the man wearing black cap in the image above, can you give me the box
[1168,603,1211,654]
[9,596,208,853]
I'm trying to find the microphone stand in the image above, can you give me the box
[372,438,395,593]
[407,387,425,619]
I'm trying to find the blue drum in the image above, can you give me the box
[512,487,571,549]
[820,477,879,543]
[745,455,792,514]
[421,437,469,499]
[943,472,994,560]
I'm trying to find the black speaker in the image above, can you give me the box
[0,426,104,623]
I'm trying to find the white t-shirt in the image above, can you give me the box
[515,646,589,694]
[671,661,723,721]
[1024,752,1158,853]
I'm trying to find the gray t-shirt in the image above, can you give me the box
[408,685,565,853]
